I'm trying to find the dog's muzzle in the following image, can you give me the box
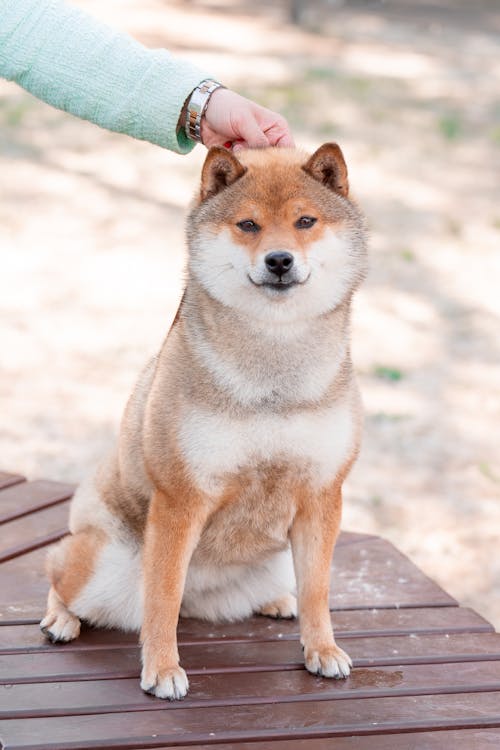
[249,252,310,291]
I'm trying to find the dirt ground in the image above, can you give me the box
[1,0,499,627]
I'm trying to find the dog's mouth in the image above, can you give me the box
[248,274,310,292]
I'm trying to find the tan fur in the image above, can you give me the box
[42,144,367,699]
[41,529,106,642]
[46,529,106,602]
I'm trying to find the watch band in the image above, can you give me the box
[185,79,225,143]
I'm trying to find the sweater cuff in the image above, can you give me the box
[137,50,212,153]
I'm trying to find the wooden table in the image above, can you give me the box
[1,471,499,749]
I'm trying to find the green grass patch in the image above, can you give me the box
[0,100,31,126]
[305,66,339,82]
[438,113,462,141]
[374,365,404,382]
[346,76,372,95]
[372,411,409,422]
[490,126,500,145]
[478,462,500,484]
[400,248,415,262]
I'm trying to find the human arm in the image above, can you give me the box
[0,0,294,153]
[0,0,208,153]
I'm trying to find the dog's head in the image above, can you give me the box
[187,144,367,324]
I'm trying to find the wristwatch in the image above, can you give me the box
[185,79,225,143]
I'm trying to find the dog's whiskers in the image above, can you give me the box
[210,263,234,282]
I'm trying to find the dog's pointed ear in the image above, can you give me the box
[200,146,247,202]
[302,143,349,198]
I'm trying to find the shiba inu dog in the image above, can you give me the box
[40,143,367,700]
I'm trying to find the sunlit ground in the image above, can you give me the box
[1,0,499,626]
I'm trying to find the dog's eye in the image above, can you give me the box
[237,220,261,233]
[295,216,317,229]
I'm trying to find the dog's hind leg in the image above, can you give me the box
[254,549,297,620]
[40,585,81,643]
[40,528,106,643]
[258,592,297,620]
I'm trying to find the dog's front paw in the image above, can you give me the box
[304,642,352,679]
[140,663,189,700]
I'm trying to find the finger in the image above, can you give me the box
[263,121,295,148]
[232,140,247,152]
[275,131,295,148]
[234,113,270,148]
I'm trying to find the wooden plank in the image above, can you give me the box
[330,537,457,609]
[180,603,489,640]
[149,728,500,749]
[335,531,378,547]
[0,529,68,565]
[0,548,53,624]
[0,607,492,654]
[0,503,70,563]
[1,691,500,748]
[2,632,500,684]
[0,480,74,525]
[2,661,500,720]
[0,473,25,492]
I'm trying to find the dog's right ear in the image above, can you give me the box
[200,147,247,202]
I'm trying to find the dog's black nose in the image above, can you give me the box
[264,251,294,277]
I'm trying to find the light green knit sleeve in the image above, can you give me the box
[0,0,212,153]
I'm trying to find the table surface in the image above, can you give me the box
[0,470,499,749]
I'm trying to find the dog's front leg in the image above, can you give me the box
[290,482,352,679]
[140,488,208,700]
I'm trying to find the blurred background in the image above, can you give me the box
[1,0,499,626]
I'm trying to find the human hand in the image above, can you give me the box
[201,88,294,151]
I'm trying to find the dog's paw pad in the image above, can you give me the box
[40,612,80,643]
[259,593,297,620]
[304,643,352,679]
[141,665,189,700]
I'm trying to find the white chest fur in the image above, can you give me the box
[178,400,354,495]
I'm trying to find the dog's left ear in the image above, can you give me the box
[302,143,349,198]
[200,146,247,202]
